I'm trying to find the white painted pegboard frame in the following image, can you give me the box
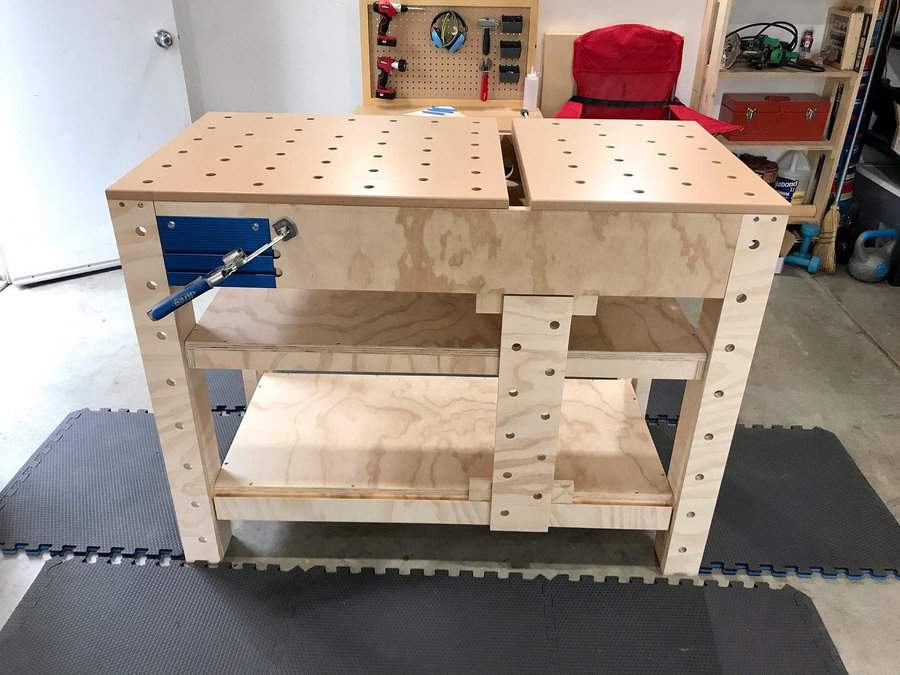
[359,0,539,108]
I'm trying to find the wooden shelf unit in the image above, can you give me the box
[717,65,858,80]
[692,0,881,225]
[108,113,789,575]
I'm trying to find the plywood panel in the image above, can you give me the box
[187,288,705,374]
[214,496,671,530]
[185,289,707,379]
[107,113,508,208]
[263,204,742,298]
[657,214,787,575]
[215,373,672,507]
[108,199,230,562]
[513,118,791,214]
[539,33,577,118]
[490,296,573,531]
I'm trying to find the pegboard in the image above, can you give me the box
[360,0,538,106]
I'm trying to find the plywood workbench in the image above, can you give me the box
[107,111,788,575]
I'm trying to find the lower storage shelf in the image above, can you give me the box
[214,373,673,531]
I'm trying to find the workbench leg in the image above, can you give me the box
[242,369,262,402]
[632,379,652,415]
[657,215,786,575]
[109,200,231,562]
[490,295,574,532]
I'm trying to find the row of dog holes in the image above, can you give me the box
[498,320,562,516]
[125,200,210,545]
[145,118,485,188]
[676,217,774,554]
[550,121,757,197]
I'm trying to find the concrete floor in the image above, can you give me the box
[1,267,898,672]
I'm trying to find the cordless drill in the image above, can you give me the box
[372,1,424,47]
[375,56,407,100]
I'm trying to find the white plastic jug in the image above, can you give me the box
[775,151,812,204]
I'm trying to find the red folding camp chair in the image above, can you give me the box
[555,24,740,135]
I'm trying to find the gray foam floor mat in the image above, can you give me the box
[651,422,900,579]
[0,409,242,557]
[2,410,898,578]
[205,369,247,410]
[0,559,845,675]
[648,379,685,420]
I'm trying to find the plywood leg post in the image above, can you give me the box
[656,214,786,575]
[632,379,652,415]
[109,200,232,562]
[242,369,262,402]
[490,295,574,532]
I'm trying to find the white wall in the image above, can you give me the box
[173,0,711,117]
[173,0,363,117]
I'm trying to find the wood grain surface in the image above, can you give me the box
[513,118,791,214]
[107,113,509,208]
[260,204,744,298]
[185,289,707,379]
[108,199,231,562]
[215,373,672,508]
[490,296,573,531]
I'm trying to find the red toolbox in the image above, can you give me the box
[720,93,831,141]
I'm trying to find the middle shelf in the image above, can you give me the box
[186,288,707,380]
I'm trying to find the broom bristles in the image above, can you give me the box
[812,208,839,274]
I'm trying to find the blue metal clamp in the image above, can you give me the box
[147,217,297,321]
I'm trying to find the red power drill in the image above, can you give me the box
[372,1,423,47]
[375,56,407,99]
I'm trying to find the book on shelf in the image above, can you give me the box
[823,7,867,71]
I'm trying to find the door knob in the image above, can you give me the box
[155,29,175,49]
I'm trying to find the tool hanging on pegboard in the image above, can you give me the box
[375,56,407,99]
[480,57,491,101]
[430,10,468,52]
[372,1,423,47]
[478,17,498,55]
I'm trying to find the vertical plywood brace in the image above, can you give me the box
[657,214,787,575]
[108,200,231,562]
[490,295,574,531]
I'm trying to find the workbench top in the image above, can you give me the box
[107,112,510,208]
[108,112,788,216]
[513,119,789,215]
